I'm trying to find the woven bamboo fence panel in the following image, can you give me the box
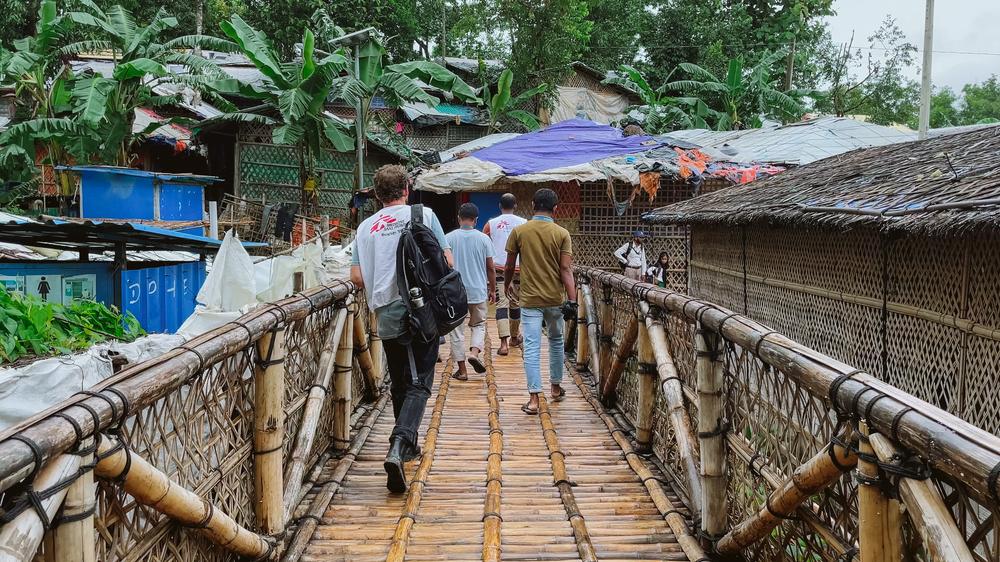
[0,283,377,562]
[583,267,1000,562]
[689,225,1000,436]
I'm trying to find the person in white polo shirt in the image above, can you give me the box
[483,193,527,356]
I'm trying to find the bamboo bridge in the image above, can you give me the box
[0,268,998,562]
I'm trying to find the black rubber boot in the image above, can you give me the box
[404,443,422,462]
[384,438,408,493]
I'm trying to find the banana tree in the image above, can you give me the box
[666,49,805,130]
[200,15,362,207]
[603,64,720,133]
[482,68,545,133]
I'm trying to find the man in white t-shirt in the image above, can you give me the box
[351,165,452,493]
[483,193,527,356]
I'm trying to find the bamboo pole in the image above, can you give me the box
[696,321,726,544]
[368,309,383,387]
[332,305,354,451]
[483,349,502,562]
[857,422,903,562]
[716,429,858,553]
[352,310,378,401]
[869,433,975,562]
[0,283,354,497]
[0,455,80,562]
[568,368,709,562]
[282,306,350,523]
[93,437,272,559]
[580,283,601,382]
[598,285,614,395]
[640,302,701,507]
[574,268,1000,507]
[50,439,95,562]
[385,359,454,562]
[633,309,656,452]
[537,395,598,562]
[575,291,590,371]
[281,391,390,562]
[599,315,638,405]
[254,325,286,536]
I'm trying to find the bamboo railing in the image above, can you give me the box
[0,281,382,562]
[575,266,1000,562]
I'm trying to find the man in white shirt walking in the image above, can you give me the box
[446,203,496,380]
[483,193,527,356]
[351,165,452,493]
[614,230,649,281]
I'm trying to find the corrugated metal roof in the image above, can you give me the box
[0,220,266,253]
[56,166,220,184]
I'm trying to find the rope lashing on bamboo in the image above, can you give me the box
[566,367,709,562]
[385,357,454,562]
[577,266,1000,509]
[600,315,639,405]
[281,390,391,562]
[89,435,274,559]
[482,339,503,562]
[715,428,859,554]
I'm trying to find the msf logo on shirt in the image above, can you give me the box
[495,219,510,231]
[369,214,398,234]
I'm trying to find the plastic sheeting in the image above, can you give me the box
[471,119,661,175]
[178,230,256,338]
[415,156,506,194]
[550,86,633,125]
[0,334,185,431]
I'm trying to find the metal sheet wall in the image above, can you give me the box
[120,261,207,334]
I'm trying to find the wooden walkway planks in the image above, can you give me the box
[297,320,694,561]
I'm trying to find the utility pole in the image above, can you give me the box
[917,0,934,140]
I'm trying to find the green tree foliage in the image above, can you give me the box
[667,49,805,130]
[502,0,591,93]
[482,68,546,132]
[923,87,961,129]
[581,0,643,72]
[0,0,40,48]
[603,64,719,132]
[960,76,1000,124]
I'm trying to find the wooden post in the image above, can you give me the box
[0,455,80,562]
[857,422,903,562]
[281,307,350,523]
[598,285,615,395]
[696,321,727,546]
[575,290,590,371]
[352,310,378,401]
[293,271,304,293]
[869,433,975,562]
[600,315,638,405]
[253,326,286,536]
[641,302,701,509]
[94,437,271,558]
[717,429,858,553]
[634,308,656,453]
[333,305,354,452]
[50,439,96,562]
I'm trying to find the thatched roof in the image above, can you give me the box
[643,125,1000,235]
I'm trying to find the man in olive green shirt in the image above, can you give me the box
[504,188,578,415]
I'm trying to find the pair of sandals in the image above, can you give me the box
[452,356,486,381]
[521,387,565,415]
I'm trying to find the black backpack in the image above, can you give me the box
[396,204,469,344]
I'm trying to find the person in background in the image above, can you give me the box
[351,165,452,493]
[614,231,649,281]
[446,202,496,380]
[483,193,527,356]
[504,188,577,416]
[646,251,670,288]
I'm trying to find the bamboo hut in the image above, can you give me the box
[644,124,1000,434]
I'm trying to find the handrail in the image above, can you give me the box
[577,266,1000,505]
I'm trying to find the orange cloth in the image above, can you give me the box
[639,172,660,203]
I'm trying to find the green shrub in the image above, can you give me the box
[0,289,144,364]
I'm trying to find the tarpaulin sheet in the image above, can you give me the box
[472,119,661,175]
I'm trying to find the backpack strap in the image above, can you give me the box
[411,204,424,226]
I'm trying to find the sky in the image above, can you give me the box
[825,0,1000,92]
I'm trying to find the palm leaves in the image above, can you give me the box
[603,65,721,134]
[483,68,546,132]
[665,48,805,130]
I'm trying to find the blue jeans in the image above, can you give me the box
[521,306,564,393]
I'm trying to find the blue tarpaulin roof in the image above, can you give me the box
[56,166,221,184]
[471,119,663,175]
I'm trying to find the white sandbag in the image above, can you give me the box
[323,243,353,281]
[176,308,248,340]
[255,255,299,302]
[196,230,256,311]
[0,334,185,431]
